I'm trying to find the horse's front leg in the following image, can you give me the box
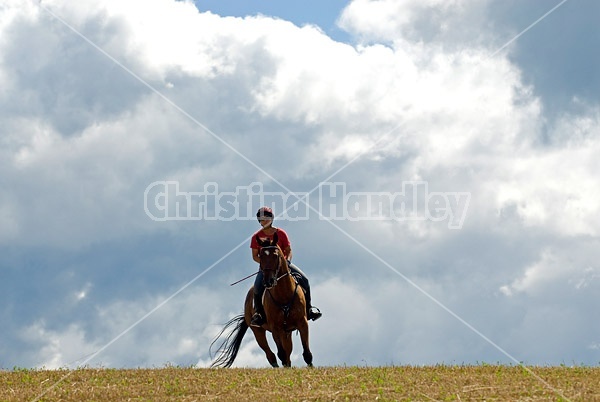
[272,331,292,367]
[250,327,278,367]
[281,331,293,367]
[246,289,278,367]
[298,319,313,367]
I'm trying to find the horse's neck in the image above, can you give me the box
[271,260,296,297]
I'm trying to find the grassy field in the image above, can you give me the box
[0,365,598,401]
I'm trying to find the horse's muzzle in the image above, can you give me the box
[264,276,276,289]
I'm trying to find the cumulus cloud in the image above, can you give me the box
[18,286,227,368]
[338,0,491,47]
[0,0,598,369]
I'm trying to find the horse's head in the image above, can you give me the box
[256,232,286,289]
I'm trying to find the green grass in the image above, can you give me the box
[0,365,598,401]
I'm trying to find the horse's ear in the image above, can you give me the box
[256,234,266,247]
[272,231,278,246]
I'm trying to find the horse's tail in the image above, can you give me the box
[209,314,248,368]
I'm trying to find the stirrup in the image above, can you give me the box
[307,307,322,321]
[250,312,265,327]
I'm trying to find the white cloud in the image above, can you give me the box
[338,0,488,46]
[338,0,454,42]
[18,286,230,368]
[493,112,600,237]
[501,243,600,297]
[1,0,599,368]
[500,250,561,296]
[20,322,101,369]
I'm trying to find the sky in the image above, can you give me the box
[1,0,599,374]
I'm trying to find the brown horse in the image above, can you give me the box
[210,234,313,368]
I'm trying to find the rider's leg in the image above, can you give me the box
[251,271,266,327]
[288,262,322,321]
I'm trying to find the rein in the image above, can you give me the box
[261,247,298,330]
[277,271,290,281]
[260,245,282,283]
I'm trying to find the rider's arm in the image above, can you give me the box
[252,248,260,263]
[283,246,292,262]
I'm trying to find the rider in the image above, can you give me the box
[250,206,322,327]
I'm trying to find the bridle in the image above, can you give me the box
[260,246,288,286]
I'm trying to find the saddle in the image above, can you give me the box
[290,271,306,293]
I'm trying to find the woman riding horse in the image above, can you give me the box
[250,206,322,327]
[210,232,315,367]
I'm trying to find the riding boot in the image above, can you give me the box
[288,262,322,322]
[303,287,322,321]
[251,271,266,327]
[250,293,267,327]
[251,291,266,327]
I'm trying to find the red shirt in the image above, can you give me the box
[250,227,291,258]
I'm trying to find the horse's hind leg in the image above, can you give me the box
[251,328,278,367]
